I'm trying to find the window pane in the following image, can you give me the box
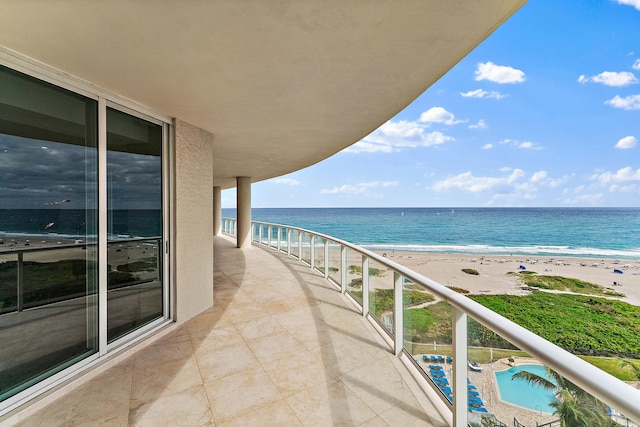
[0,65,98,402]
[106,107,163,342]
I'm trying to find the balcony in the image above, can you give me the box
[9,235,446,426]
[6,221,640,426]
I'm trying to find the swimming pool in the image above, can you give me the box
[494,364,557,413]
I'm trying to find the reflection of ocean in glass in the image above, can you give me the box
[0,209,161,240]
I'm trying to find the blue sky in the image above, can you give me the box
[223,0,640,208]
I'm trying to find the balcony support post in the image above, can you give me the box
[452,307,468,427]
[287,229,292,256]
[393,272,403,356]
[236,176,252,249]
[362,256,369,317]
[267,225,271,247]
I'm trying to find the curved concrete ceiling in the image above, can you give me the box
[0,1,526,189]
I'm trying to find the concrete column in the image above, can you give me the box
[174,119,214,324]
[213,186,222,236]
[236,176,252,249]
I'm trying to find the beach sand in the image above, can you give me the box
[377,251,640,306]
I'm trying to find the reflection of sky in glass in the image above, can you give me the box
[0,134,160,209]
[107,150,161,210]
[0,134,92,209]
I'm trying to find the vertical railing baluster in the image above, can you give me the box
[452,307,468,427]
[17,252,24,312]
[310,235,315,269]
[340,245,347,294]
[287,228,291,256]
[362,255,369,317]
[298,232,302,261]
[393,272,403,356]
[276,227,281,250]
[324,239,329,279]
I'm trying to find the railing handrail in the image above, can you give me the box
[224,218,640,424]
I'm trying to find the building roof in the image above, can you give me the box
[0,1,526,188]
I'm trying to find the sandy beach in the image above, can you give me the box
[376,251,640,306]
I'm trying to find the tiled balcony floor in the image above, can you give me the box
[14,236,447,426]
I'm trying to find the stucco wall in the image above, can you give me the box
[174,119,214,324]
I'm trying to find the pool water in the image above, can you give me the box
[494,364,557,413]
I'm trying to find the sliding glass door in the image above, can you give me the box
[106,107,164,343]
[0,65,98,401]
[0,64,169,405]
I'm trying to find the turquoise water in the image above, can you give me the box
[494,365,556,413]
[222,207,640,260]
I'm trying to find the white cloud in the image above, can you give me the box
[606,94,640,110]
[320,181,398,195]
[616,0,640,11]
[419,107,466,125]
[578,71,638,87]
[590,166,640,185]
[474,61,526,84]
[460,89,506,99]
[345,119,455,153]
[274,178,300,186]
[633,59,640,70]
[499,139,542,150]
[530,170,568,188]
[531,170,547,183]
[615,135,637,149]
[562,193,604,205]
[482,143,494,150]
[609,184,638,193]
[431,169,525,193]
[344,140,394,154]
[469,119,487,129]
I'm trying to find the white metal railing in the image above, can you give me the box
[222,217,640,427]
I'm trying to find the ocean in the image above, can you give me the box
[1,208,638,259]
[224,207,640,260]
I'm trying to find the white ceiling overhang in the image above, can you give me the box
[0,0,526,188]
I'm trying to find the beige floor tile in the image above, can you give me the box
[217,399,302,427]
[130,356,204,409]
[204,369,282,423]
[286,378,377,427]
[359,415,391,427]
[339,358,419,415]
[233,315,287,341]
[246,330,301,365]
[133,334,194,369]
[129,384,214,426]
[263,349,334,396]
[195,341,259,383]
[15,360,133,427]
[190,323,244,352]
[377,403,437,427]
